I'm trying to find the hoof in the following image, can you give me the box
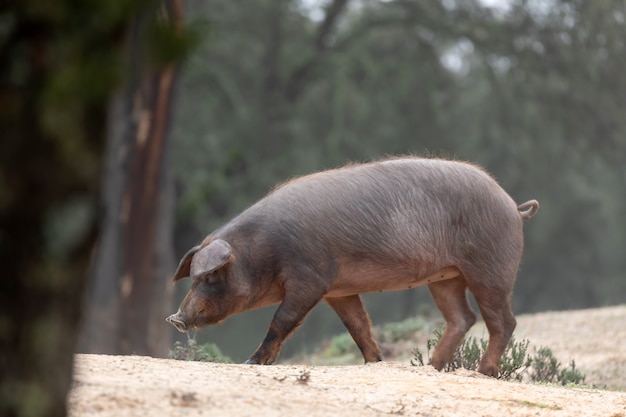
[478,364,499,378]
[244,359,260,365]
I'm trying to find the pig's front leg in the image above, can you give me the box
[245,279,327,365]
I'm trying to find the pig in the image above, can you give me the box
[167,157,539,377]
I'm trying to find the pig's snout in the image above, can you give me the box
[166,311,188,333]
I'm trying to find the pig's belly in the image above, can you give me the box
[325,261,461,298]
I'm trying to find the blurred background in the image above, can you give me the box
[2,1,625,414]
[80,0,626,362]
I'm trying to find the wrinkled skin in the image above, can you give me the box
[167,157,539,376]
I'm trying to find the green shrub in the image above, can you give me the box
[377,316,427,343]
[321,332,361,358]
[499,337,531,381]
[411,326,487,372]
[321,315,427,360]
[529,347,586,385]
[169,338,232,363]
[412,325,585,385]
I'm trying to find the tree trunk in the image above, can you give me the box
[0,1,133,416]
[80,1,183,357]
[119,63,178,355]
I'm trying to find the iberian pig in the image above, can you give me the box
[167,157,539,376]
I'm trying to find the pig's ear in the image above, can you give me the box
[172,245,201,283]
[191,239,233,276]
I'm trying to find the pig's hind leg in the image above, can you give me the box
[428,277,477,371]
[465,270,517,377]
[325,295,383,363]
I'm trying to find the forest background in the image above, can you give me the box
[81,0,626,362]
[2,2,625,415]
[3,6,626,414]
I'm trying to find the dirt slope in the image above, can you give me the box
[69,306,626,417]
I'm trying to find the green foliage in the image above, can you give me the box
[527,346,560,383]
[322,332,360,359]
[322,315,427,360]
[377,316,427,344]
[148,15,205,66]
[169,338,232,363]
[410,326,490,374]
[412,326,585,385]
[499,337,532,381]
[529,347,586,386]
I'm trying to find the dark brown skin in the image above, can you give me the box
[167,157,539,377]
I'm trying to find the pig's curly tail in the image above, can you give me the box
[517,200,539,221]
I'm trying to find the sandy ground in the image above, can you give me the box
[69,306,626,417]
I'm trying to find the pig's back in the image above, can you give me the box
[242,158,522,266]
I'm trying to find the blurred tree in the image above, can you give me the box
[79,0,192,357]
[0,1,134,416]
[0,0,192,416]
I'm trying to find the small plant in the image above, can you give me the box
[499,336,531,381]
[410,348,424,367]
[529,347,585,385]
[528,346,560,383]
[410,326,490,372]
[558,360,586,385]
[412,325,585,385]
[169,337,232,363]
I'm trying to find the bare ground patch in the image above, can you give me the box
[69,306,626,417]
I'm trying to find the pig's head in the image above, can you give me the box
[166,239,235,332]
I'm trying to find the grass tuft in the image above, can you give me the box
[169,336,232,363]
